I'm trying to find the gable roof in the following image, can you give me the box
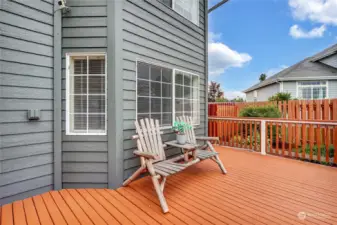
[243,43,337,93]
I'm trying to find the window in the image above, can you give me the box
[297,81,327,100]
[137,61,200,127]
[159,0,199,26]
[137,62,173,127]
[174,70,199,125]
[66,53,107,135]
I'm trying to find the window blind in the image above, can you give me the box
[67,54,107,135]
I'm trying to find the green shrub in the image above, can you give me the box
[268,92,292,102]
[239,105,281,118]
[296,144,335,158]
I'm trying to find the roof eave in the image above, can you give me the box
[243,79,279,93]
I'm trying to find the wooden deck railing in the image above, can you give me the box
[209,117,337,165]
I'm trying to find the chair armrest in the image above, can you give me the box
[195,136,219,142]
[133,150,159,160]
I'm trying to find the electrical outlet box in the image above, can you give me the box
[27,109,41,121]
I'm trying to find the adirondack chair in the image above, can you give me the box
[123,118,198,213]
[177,116,227,174]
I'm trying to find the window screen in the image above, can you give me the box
[137,61,173,126]
[67,54,106,135]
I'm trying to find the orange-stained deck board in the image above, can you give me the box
[1,147,337,225]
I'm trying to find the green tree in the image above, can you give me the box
[208,81,224,102]
[259,73,267,82]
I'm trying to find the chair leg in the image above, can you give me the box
[207,141,227,174]
[151,175,169,213]
[212,156,227,174]
[123,165,145,186]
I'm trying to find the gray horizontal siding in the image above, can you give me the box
[320,54,337,69]
[245,92,254,102]
[283,82,297,98]
[61,0,108,188]
[328,80,337,98]
[252,83,280,101]
[122,0,207,179]
[0,0,54,205]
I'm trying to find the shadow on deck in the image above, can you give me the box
[1,146,337,224]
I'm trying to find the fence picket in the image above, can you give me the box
[325,126,330,162]
[276,124,279,155]
[309,124,314,161]
[317,125,321,162]
[269,122,273,153]
[254,121,258,151]
[302,124,306,159]
[334,127,337,164]
[249,121,253,149]
[295,124,299,158]
[288,124,292,157]
[282,124,286,156]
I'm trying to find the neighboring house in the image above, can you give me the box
[0,0,208,205]
[244,43,337,102]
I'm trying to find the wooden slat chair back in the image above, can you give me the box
[176,116,196,144]
[177,116,227,174]
[134,118,166,163]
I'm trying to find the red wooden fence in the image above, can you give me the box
[209,99,337,121]
[209,117,337,165]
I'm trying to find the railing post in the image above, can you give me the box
[260,120,266,155]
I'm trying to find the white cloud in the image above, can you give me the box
[266,65,289,76]
[223,90,246,100]
[289,0,337,25]
[289,24,326,39]
[208,32,252,76]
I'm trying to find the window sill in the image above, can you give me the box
[66,132,107,136]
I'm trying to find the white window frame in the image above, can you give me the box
[135,59,200,129]
[296,81,328,100]
[66,52,107,135]
[172,0,199,26]
[173,69,200,126]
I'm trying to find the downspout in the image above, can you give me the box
[53,1,62,190]
[205,0,209,136]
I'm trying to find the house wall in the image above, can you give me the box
[328,80,337,98]
[282,81,297,98]
[245,92,255,102]
[320,54,337,69]
[121,0,207,179]
[245,83,279,102]
[0,0,54,205]
[61,0,109,188]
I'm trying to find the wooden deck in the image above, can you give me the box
[1,146,337,225]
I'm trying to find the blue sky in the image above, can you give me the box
[208,0,337,99]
